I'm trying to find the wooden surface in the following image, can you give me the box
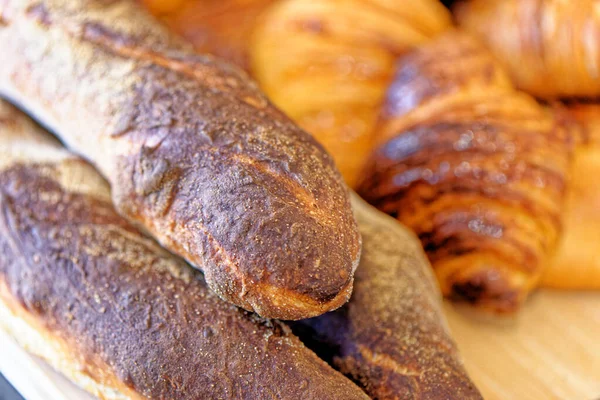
[446,290,600,400]
[1,290,599,400]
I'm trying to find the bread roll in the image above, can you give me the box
[0,100,370,400]
[0,0,361,320]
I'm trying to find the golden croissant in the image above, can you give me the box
[454,0,600,290]
[250,0,452,187]
[455,0,600,99]
[357,32,573,311]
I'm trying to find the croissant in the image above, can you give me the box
[139,0,275,71]
[455,0,600,99]
[542,103,600,289]
[251,0,451,186]
[454,1,600,289]
[357,32,573,311]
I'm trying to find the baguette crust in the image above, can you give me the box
[0,100,370,400]
[0,0,361,320]
[294,194,483,400]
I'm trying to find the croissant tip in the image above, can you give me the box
[449,274,523,313]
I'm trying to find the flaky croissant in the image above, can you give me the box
[455,0,600,99]
[251,0,451,186]
[454,0,600,290]
[357,32,574,311]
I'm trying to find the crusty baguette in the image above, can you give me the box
[294,194,483,400]
[0,100,370,400]
[0,0,361,320]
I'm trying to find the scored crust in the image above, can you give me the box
[0,0,361,320]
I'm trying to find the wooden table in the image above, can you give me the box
[446,290,600,400]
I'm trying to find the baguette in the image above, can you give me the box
[0,99,370,400]
[0,0,361,320]
[295,194,483,400]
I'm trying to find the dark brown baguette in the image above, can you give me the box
[0,100,370,400]
[293,194,483,400]
[0,0,361,320]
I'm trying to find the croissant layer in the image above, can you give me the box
[251,0,452,186]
